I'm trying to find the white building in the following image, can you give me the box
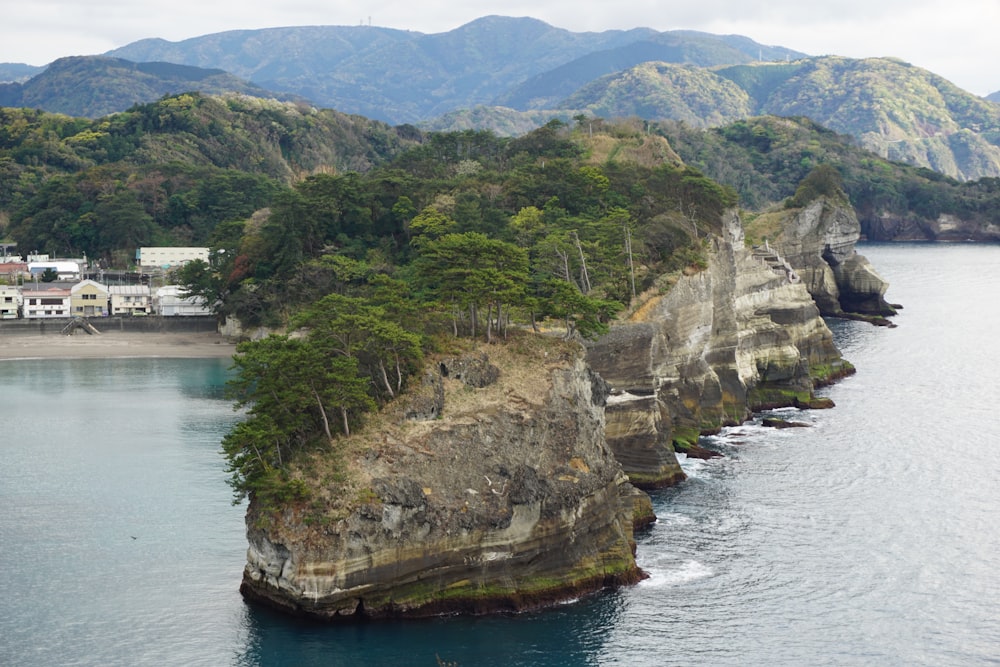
[156,285,212,316]
[0,284,22,319]
[109,285,152,316]
[139,247,209,271]
[22,285,72,318]
[28,261,80,281]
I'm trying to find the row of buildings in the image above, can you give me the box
[0,281,212,320]
[0,247,214,320]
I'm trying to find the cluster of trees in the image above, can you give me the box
[197,120,733,503]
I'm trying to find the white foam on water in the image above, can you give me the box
[639,558,714,588]
[653,511,694,527]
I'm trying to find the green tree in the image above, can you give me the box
[539,279,622,340]
[222,335,374,504]
[292,293,423,401]
[414,232,529,341]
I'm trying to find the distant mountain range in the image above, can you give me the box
[2,16,1000,179]
[0,57,302,118]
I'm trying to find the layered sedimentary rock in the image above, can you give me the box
[240,340,644,620]
[587,212,852,487]
[766,196,896,319]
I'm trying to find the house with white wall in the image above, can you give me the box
[28,260,81,281]
[139,247,210,271]
[156,285,212,316]
[109,285,152,316]
[0,284,22,319]
[22,284,72,318]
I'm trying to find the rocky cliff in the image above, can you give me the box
[238,202,876,618]
[587,211,852,487]
[861,211,1000,243]
[240,337,644,620]
[757,196,898,321]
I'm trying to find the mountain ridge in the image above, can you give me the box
[1,17,998,179]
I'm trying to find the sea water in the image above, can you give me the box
[2,242,999,666]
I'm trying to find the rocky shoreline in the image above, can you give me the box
[238,197,888,620]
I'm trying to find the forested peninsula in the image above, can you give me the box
[1,93,989,618]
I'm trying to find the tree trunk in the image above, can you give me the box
[571,231,591,294]
[312,387,333,440]
[341,407,350,437]
[378,360,395,399]
[624,223,636,301]
[394,351,404,393]
[485,301,493,343]
[555,247,576,288]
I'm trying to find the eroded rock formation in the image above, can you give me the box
[240,339,644,620]
[239,202,878,619]
[587,211,852,487]
[766,196,897,320]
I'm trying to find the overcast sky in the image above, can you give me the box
[3,0,997,96]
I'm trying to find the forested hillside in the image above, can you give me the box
[0,93,417,265]
[4,17,997,180]
[502,57,1000,180]
[657,115,1000,240]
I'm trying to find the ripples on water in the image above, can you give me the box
[2,244,1000,666]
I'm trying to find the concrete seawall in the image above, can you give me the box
[0,316,219,337]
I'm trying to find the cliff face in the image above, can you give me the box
[587,212,851,487]
[861,212,1000,243]
[766,197,897,319]
[240,339,643,620]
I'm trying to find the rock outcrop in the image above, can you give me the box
[587,211,852,487]
[764,196,897,320]
[240,339,644,620]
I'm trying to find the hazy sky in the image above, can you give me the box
[3,0,997,96]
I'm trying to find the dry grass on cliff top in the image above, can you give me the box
[290,331,585,518]
[743,207,792,246]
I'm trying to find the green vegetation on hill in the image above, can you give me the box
[537,56,1000,180]
[0,94,417,264]
[103,17,802,125]
[658,115,1000,239]
[177,118,733,503]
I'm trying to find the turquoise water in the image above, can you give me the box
[2,243,999,666]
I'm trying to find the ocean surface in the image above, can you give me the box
[2,242,998,666]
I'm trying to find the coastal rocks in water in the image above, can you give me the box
[862,211,1000,243]
[240,338,646,620]
[604,390,686,489]
[761,196,897,320]
[761,417,811,429]
[587,210,851,486]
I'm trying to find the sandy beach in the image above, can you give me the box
[0,330,237,360]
